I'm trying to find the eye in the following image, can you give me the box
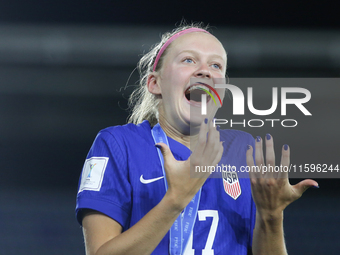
[183,58,194,64]
[212,63,222,69]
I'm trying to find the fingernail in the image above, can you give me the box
[247,144,251,150]
[312,185,319,189]
[284,144,288,150]
[256,136,261,142]
[204,118,208,124]
[266,134,271,140]
[155,144,161,149]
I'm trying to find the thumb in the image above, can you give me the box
[293,179,319,196]
[155,143,176,164]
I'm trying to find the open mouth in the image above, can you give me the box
[185,84,211,103]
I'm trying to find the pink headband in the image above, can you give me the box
[153,28,210,71]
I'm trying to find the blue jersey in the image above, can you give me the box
[76,120,256,255]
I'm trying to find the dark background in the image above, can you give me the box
[0,1,339,254]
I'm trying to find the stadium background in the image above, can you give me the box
[0,1,339,254]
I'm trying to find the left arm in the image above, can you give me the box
[252,211,286,255]
[247,135,318,255]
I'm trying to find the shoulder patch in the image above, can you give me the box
[78,157,109,193]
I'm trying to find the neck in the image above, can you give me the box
[158,117,199,150]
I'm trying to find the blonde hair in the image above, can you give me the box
[127,22,210,127]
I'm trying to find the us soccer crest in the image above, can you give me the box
[222,168,242,200]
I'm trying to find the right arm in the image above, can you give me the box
[82,192,182,255]
[82,119,223,255]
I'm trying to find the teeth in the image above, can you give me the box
[186,84,210,93]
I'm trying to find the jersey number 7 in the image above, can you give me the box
[184,210,219,255]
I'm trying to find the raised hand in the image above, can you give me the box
[156,119,223,211]
[246,134,319,217]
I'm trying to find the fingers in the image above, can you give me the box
[193,118,209,157]
[191,118,223,177]
[246,145,256,180]
[249,135,320,213]
[211,141,224,167]
[265,134,275,179]
[265,134,275,166]
[252,134,283,179]
[279,144,290,179]
[155,142,176,167]
[254,136,264,169]
[193,118,221,157]
[292,179,319,199]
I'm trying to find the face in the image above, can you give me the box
[149,32,227,134]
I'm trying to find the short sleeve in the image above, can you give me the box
[75,129,131,230]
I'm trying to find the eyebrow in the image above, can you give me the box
[177,50,225,62]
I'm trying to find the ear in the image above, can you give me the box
[147,73,161,95]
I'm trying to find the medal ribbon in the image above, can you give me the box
[151,123,201,255]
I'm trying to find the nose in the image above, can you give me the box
[194,64,211,79]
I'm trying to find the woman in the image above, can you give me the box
[76,24,318,255]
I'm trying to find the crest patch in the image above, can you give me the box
[222,169,241,200]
